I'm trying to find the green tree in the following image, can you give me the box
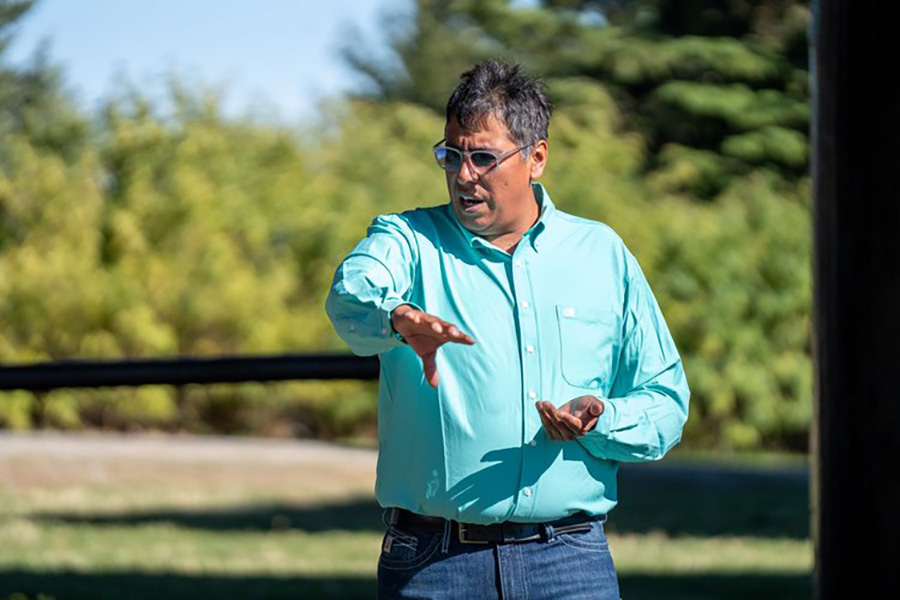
[0,1,88,164]
[0,1,814,451]
[342,0,814,451]
[346,0,810,198]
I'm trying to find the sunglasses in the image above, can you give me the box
[432,138,530,173]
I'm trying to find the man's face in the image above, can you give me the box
[444,112,547,241]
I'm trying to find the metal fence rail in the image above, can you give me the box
[0,353,379,391]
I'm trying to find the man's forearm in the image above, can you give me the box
[325,256,410,356]
[325,214,419,356]
[578,361,690,461]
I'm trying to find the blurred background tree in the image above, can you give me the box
[349,0,810,197]
[0,0,812,452]
[345,0,813,451]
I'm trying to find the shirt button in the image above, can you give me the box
[522,300,529,309]
[349,325,356,332]
[523,488,533,497]
[526,345,535,354]
[381,328,388,335]
[528,440,537,447]
[515,259,523,268]
[528,391,537,399]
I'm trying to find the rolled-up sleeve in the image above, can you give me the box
[325,214,420,356]
[578,251,690,461]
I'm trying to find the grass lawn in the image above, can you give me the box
[0,434,811,599]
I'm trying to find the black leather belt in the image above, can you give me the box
[388,507,598,545]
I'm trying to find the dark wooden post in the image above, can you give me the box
[812,1,900,598]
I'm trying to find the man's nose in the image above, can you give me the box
[455,156,478,184]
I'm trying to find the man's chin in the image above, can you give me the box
[453,205,491,231]
[458,215,493,235]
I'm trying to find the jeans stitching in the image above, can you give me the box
[556,523,610,552]
[516,543,528,598]
[392,538,418,551]
[387,526,418,545]
[379,539,441,571]
[556,535,609,552]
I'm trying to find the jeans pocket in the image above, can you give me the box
[379,525,441,571]
[556,521,611,552]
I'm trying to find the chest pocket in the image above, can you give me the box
[556,305,621,390]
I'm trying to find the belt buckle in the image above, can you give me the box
[457,522,490,545]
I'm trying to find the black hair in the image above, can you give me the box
[445,59,551,150]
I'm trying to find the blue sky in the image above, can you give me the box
[7,0,411,122]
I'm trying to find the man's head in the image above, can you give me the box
[439,60,551,245]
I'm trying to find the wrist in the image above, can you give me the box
[390,305,411,344]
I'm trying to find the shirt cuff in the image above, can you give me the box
[577,395,616,458]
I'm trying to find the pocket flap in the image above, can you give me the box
[556,305,618,324]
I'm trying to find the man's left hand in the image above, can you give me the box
[536,396,604,441]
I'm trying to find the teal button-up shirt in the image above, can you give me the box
[325,183,689,524]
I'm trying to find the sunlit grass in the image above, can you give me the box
[612,532,810,573]
[0,434,812,599]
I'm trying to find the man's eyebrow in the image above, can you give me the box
[445,143,500,152]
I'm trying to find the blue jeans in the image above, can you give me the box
[377,514,620,599]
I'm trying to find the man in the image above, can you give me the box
[326,59,689,599]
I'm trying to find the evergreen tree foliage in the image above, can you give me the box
[346,0,810,197]
[344,0,813,450]
[0,1,88,163]
[0,1,812,451]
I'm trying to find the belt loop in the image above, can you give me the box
[441,519,452,554]
[385,507,402,527]
[542,523,555,541]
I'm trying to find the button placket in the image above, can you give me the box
[510,248,541,519]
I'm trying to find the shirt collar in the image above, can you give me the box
[448,182,556,254]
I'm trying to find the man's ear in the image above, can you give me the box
[529,140,548,179]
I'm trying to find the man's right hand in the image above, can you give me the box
[391,304,475,388]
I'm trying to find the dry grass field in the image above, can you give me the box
[0,433,812,599]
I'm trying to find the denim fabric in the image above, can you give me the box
[377,515,620,599]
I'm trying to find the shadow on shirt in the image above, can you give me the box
[447,435,591,517]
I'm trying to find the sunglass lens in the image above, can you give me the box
[471,152,497,169]
[440,148,463,171]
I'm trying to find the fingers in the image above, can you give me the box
[394,308,475,346]
[537,403,563,440]
[538,400,602,440]
[537,402,577,441]
[578,400,603,432]
[430,317,475,344]
[446,324,471,343]
[421,352,439,388]
[556,410,587,437]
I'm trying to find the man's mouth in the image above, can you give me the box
[458,195,487,212]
